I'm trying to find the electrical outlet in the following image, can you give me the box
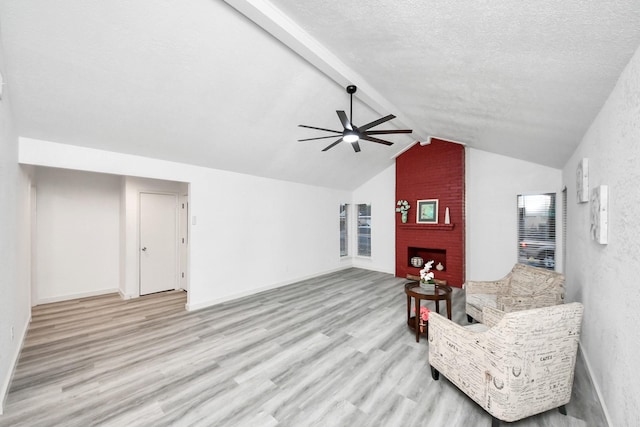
[11,326,14,341]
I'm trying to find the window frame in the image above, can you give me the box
[517,192,557,270]
[357,203,372,257]
[340,203,349,257]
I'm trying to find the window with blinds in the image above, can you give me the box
[340,204,348,257]
[517,193,556,270]
[357,204,371,257]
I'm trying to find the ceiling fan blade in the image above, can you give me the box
[336,110,352,130]
[364,129,412,135]
[351,141,361,152]
[361,135,394,146]
[298,124,342,134]
[322,138,343,152]
[298,135,347,142]
[358,114,396,131]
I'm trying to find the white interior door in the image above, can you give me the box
[140,192,178,295]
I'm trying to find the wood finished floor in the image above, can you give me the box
[1,268,607,427]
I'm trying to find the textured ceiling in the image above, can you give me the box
[267,0,640,167]
[1,0,640,189]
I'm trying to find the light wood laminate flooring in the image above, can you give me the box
[1,269,606,426]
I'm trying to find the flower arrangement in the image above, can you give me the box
[419,260,435,284]
[396,200,410,223]
[413,306,431,332]
[396,200,410,213]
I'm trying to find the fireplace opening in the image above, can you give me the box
[407,247,446,272]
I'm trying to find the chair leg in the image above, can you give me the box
[491,416,500,427]
[467,314,474,323]
[430,366,440,380]
[558,405,567,416]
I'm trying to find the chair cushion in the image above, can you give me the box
[466,293,497,311]
[464,323,490,333]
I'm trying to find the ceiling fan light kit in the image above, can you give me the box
[343,130,359,143]
[298,85,412,152]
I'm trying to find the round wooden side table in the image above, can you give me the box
[404,282,453,342]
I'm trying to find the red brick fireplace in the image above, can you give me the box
[395,139,465,287]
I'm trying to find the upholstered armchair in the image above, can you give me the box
[465,263,564,323]
[428,303,584,426]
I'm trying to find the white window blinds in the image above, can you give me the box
[517,193,556,270]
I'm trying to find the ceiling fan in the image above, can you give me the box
[298,85,413,152]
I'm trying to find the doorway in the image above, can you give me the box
[139,192,178,295]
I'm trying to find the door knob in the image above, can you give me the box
[141,247,147,251]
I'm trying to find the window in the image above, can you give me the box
[562,187,567,271]
[357,204,371,257]
[517,193,556,269]
[340,204,348,257]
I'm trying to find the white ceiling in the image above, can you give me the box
[1,0,640,190]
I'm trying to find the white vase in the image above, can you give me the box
[444,207,450,224]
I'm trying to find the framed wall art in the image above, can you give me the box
[590,185,608,244]
[416,199,438,224]
[576,158,589,203]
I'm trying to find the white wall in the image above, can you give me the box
[351,164,396,274]
[19,138,352,310]
[563,44,640,427]
[182,165,354,310]
[33,168,121,303]
[0,48,31,413]
[466,148,563,281]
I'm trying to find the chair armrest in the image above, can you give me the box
[429,311,485,342]
[428,312,494,406]
[429,312,493,365]
[482,307,506,328]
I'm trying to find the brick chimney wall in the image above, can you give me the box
[395,139,465,287]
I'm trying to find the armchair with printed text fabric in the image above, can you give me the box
[429,303,584,426]
[465,263,564,323]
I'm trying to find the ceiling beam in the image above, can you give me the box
[223,0,429,149]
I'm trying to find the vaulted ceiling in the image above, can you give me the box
[1,0,639,190]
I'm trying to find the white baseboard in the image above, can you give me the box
[118,289,136,300]
[35,288,120,305]
[579,342,613,427]
[185,266,353,311]
[352,263,395,275]
[0,314,31,415]
[351,257,395,275]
